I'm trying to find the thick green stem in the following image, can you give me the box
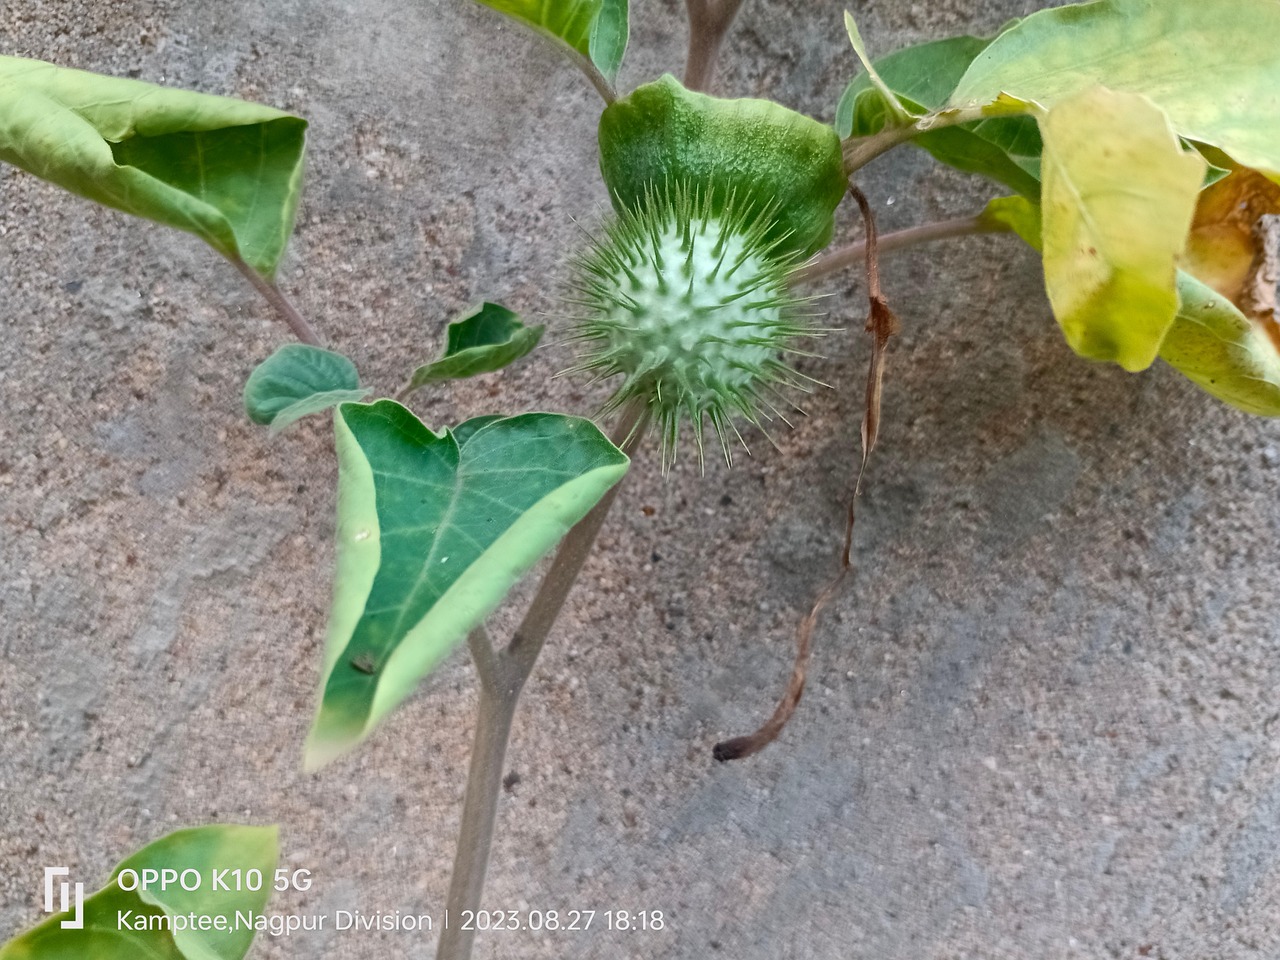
[435,402,648,960]
[842,105,989,175]
[842,124,920,173]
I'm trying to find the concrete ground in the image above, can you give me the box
[4,1,1280,958]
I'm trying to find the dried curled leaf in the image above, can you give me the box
[1182,168,1280,316]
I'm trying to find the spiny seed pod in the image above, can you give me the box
[567,184,818,468]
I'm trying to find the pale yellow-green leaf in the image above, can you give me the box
[1039,87,1205,371]
[950,0,1280,177]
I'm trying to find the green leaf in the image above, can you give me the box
[977,194,1042,250]
[836,34,1041,198]
[0,825,277,960]
[949,0,1280,178]
[589,0,629,83]
[842,9,913,126]
[598,75,847,259]
[838,35,988,134]
[243,344,369,432]
[0,56,306,278]
[1159,272,1280,416]
[405,302,544,393]
[1039,87,1205,371]
[472,0,629,81]
[305,402,628,769]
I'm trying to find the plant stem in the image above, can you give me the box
[564,47,618,105]
[842,105,988,174]
[435,401,649,960]
[842,123,921,173]
[229,256,324,346]
[436,665,520,958]
[789,214,1000,286]
[683,0,746,92]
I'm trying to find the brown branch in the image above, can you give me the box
[684,0,746,92]
[791,215,997,286]
[714,184,899,762]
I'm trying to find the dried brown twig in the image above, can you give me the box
[714,184,899,761]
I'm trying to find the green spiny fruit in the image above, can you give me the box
[567,183,818,468]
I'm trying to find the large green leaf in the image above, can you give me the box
[598,75,847,259]
[1039,87,1205,371]
[0,56,305,278]
[306,402,628,769]
[949,0,1280,178]
[836,34,1041,197]
[0,826,277,960]
[404,302,543,394]
[243,344,369,432]
[472,0,628,82]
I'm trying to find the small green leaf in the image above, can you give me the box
[0,825,278,960]
[837,35,988,135]
[977,195,1042,250]
[405,302,544,392]
[836,33,1041,198]
[472,0,628,80]
[0,56,306,278]
[244,344,368,431]
[950,0,1280,178]
[1160,272,1280,416]
[306,402,628,769]
[589,0,629,83]
[598,75,847,259]
[842,10,913,126]
[1039,87,1205,371]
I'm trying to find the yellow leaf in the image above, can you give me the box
[1039,87,1206,371]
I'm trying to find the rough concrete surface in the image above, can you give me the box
[3,2,1280,958]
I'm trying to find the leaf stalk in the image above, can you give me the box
[229,256,324,346]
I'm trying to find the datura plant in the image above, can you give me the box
[4,0,1280,958]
